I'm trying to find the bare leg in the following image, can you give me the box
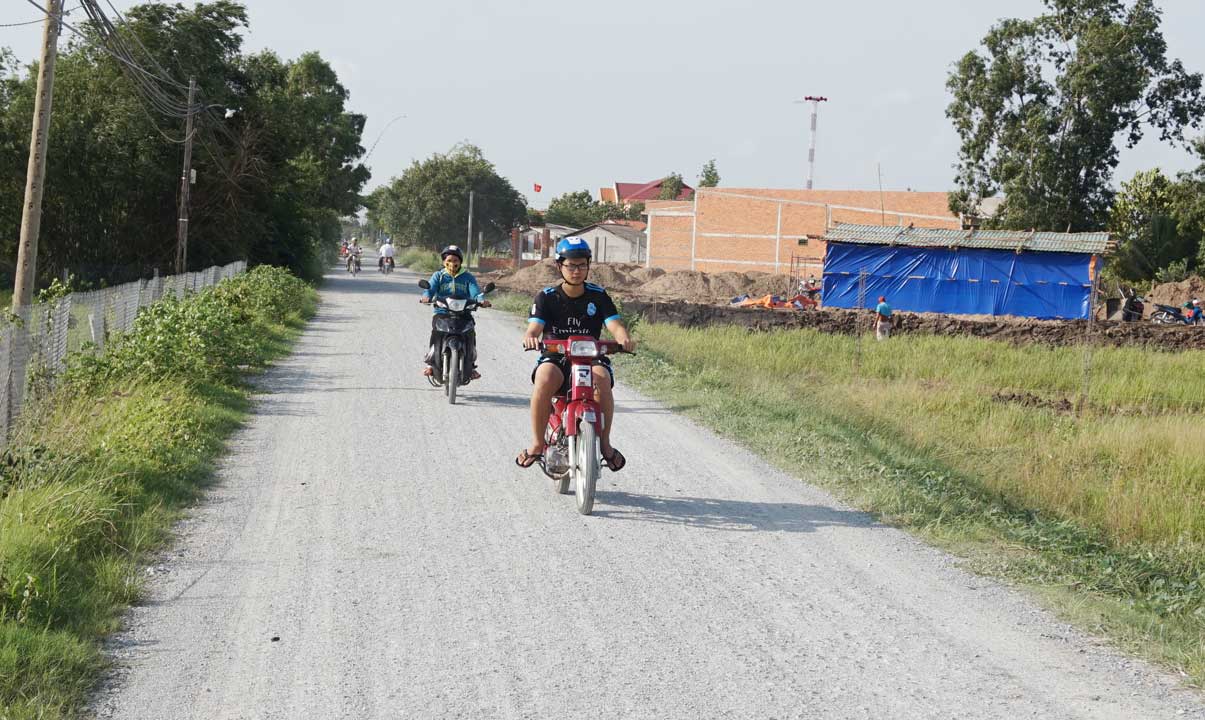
[593,365,615,454]
[529,363,563,454]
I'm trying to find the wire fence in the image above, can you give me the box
[0,261,247,448]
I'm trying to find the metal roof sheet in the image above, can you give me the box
[821,223,1113,255]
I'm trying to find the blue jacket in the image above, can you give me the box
[423,268,485,315]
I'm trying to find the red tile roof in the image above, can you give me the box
[615,179,694,202]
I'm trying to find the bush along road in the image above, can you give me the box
[0,266,316,720]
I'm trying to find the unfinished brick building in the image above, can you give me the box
[643,188,962,277]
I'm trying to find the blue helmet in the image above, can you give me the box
[555,236,592,262]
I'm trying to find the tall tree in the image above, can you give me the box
[545,190,640,228]
[1108,169,1195,281]
[545,190,598,227]
[658,173,686,200]
[375,143,526,250]
[698,159,720,187]
[946,0,1205,231]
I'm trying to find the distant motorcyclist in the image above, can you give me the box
[378,238,395,271]
[346,240,362,272]
[419,245,490,378]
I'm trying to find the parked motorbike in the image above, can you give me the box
[1150,303,1192,325]
[417,279,495,404]
[527,337,627,515]
[379,256,394,274]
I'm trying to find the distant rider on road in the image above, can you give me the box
[419,245,490,378]
[516,236,635,471]
[378,238,395,271]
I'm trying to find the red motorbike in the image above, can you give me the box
[530,336,624,515]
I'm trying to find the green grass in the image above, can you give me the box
[490,291,534,316]
[398,247,440,274]
[606,323,1204,684]
[0,268,316,719]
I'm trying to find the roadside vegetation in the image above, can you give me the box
[398,248,441,275]
[491,290,1204,683]
[0,3,366,288]
[0,266,315,719]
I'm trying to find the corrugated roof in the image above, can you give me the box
[822,223,1113,255]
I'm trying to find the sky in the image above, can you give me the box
[4,0,1205,209]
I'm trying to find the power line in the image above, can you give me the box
[3,3,80,27]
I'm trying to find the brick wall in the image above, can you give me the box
[646,188,961,274]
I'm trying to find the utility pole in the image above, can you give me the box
[465,190,475,268]
[175,77,197,274]
[877,163,886,225]
[12,0,64,310]
[794,95,828,190]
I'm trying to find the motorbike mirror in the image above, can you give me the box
[418,279,430,289]
[484,282,496,293]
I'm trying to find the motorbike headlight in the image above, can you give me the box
[568,340,599,357]
[445,298,468,312]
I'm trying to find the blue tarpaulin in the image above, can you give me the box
[821,243,1093,319]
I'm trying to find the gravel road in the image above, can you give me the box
[90,261,1205,719]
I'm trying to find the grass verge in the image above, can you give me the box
[0,266,316,719]
[493,290,1205,685]
[398,247,440,274]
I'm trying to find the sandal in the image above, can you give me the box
[470,370,481,380]
[515,449,543,468]
[601,447,626,472]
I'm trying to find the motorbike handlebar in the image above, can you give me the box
[524,340,633,355]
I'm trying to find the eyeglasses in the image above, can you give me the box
[563,263,589,272]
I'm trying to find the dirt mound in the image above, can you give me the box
[583,262,647,292]
[637,270,794,303]
[619,299,1205,352]
[495,259,562,294]
[1147,276,1205,310]
[494,260,653,296]
[630,267,666,284]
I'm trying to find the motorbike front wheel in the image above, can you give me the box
[1151,310,1176,324]
[445,347,459,404]
[574,422,600,515]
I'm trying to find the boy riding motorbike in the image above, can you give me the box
[516,236,635,472]
[419,245,490,378]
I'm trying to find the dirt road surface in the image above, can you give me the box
[90,263,1205,719]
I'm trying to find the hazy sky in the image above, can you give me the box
[5,1,1205,209]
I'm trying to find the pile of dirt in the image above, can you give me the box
[636,270,793,304]
[619,299,1205,352]
[490,260,653,295]
[1147,276,1205,309]
[492,260,792,304]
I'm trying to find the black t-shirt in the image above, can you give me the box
[529,283,620,340]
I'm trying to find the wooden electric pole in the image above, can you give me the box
[175,77,197,274]
[12,0,64,310]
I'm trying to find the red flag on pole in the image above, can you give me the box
[533,183,542,192]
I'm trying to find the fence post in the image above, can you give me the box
[854,269,867,373]
[1076,270,1101,417]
